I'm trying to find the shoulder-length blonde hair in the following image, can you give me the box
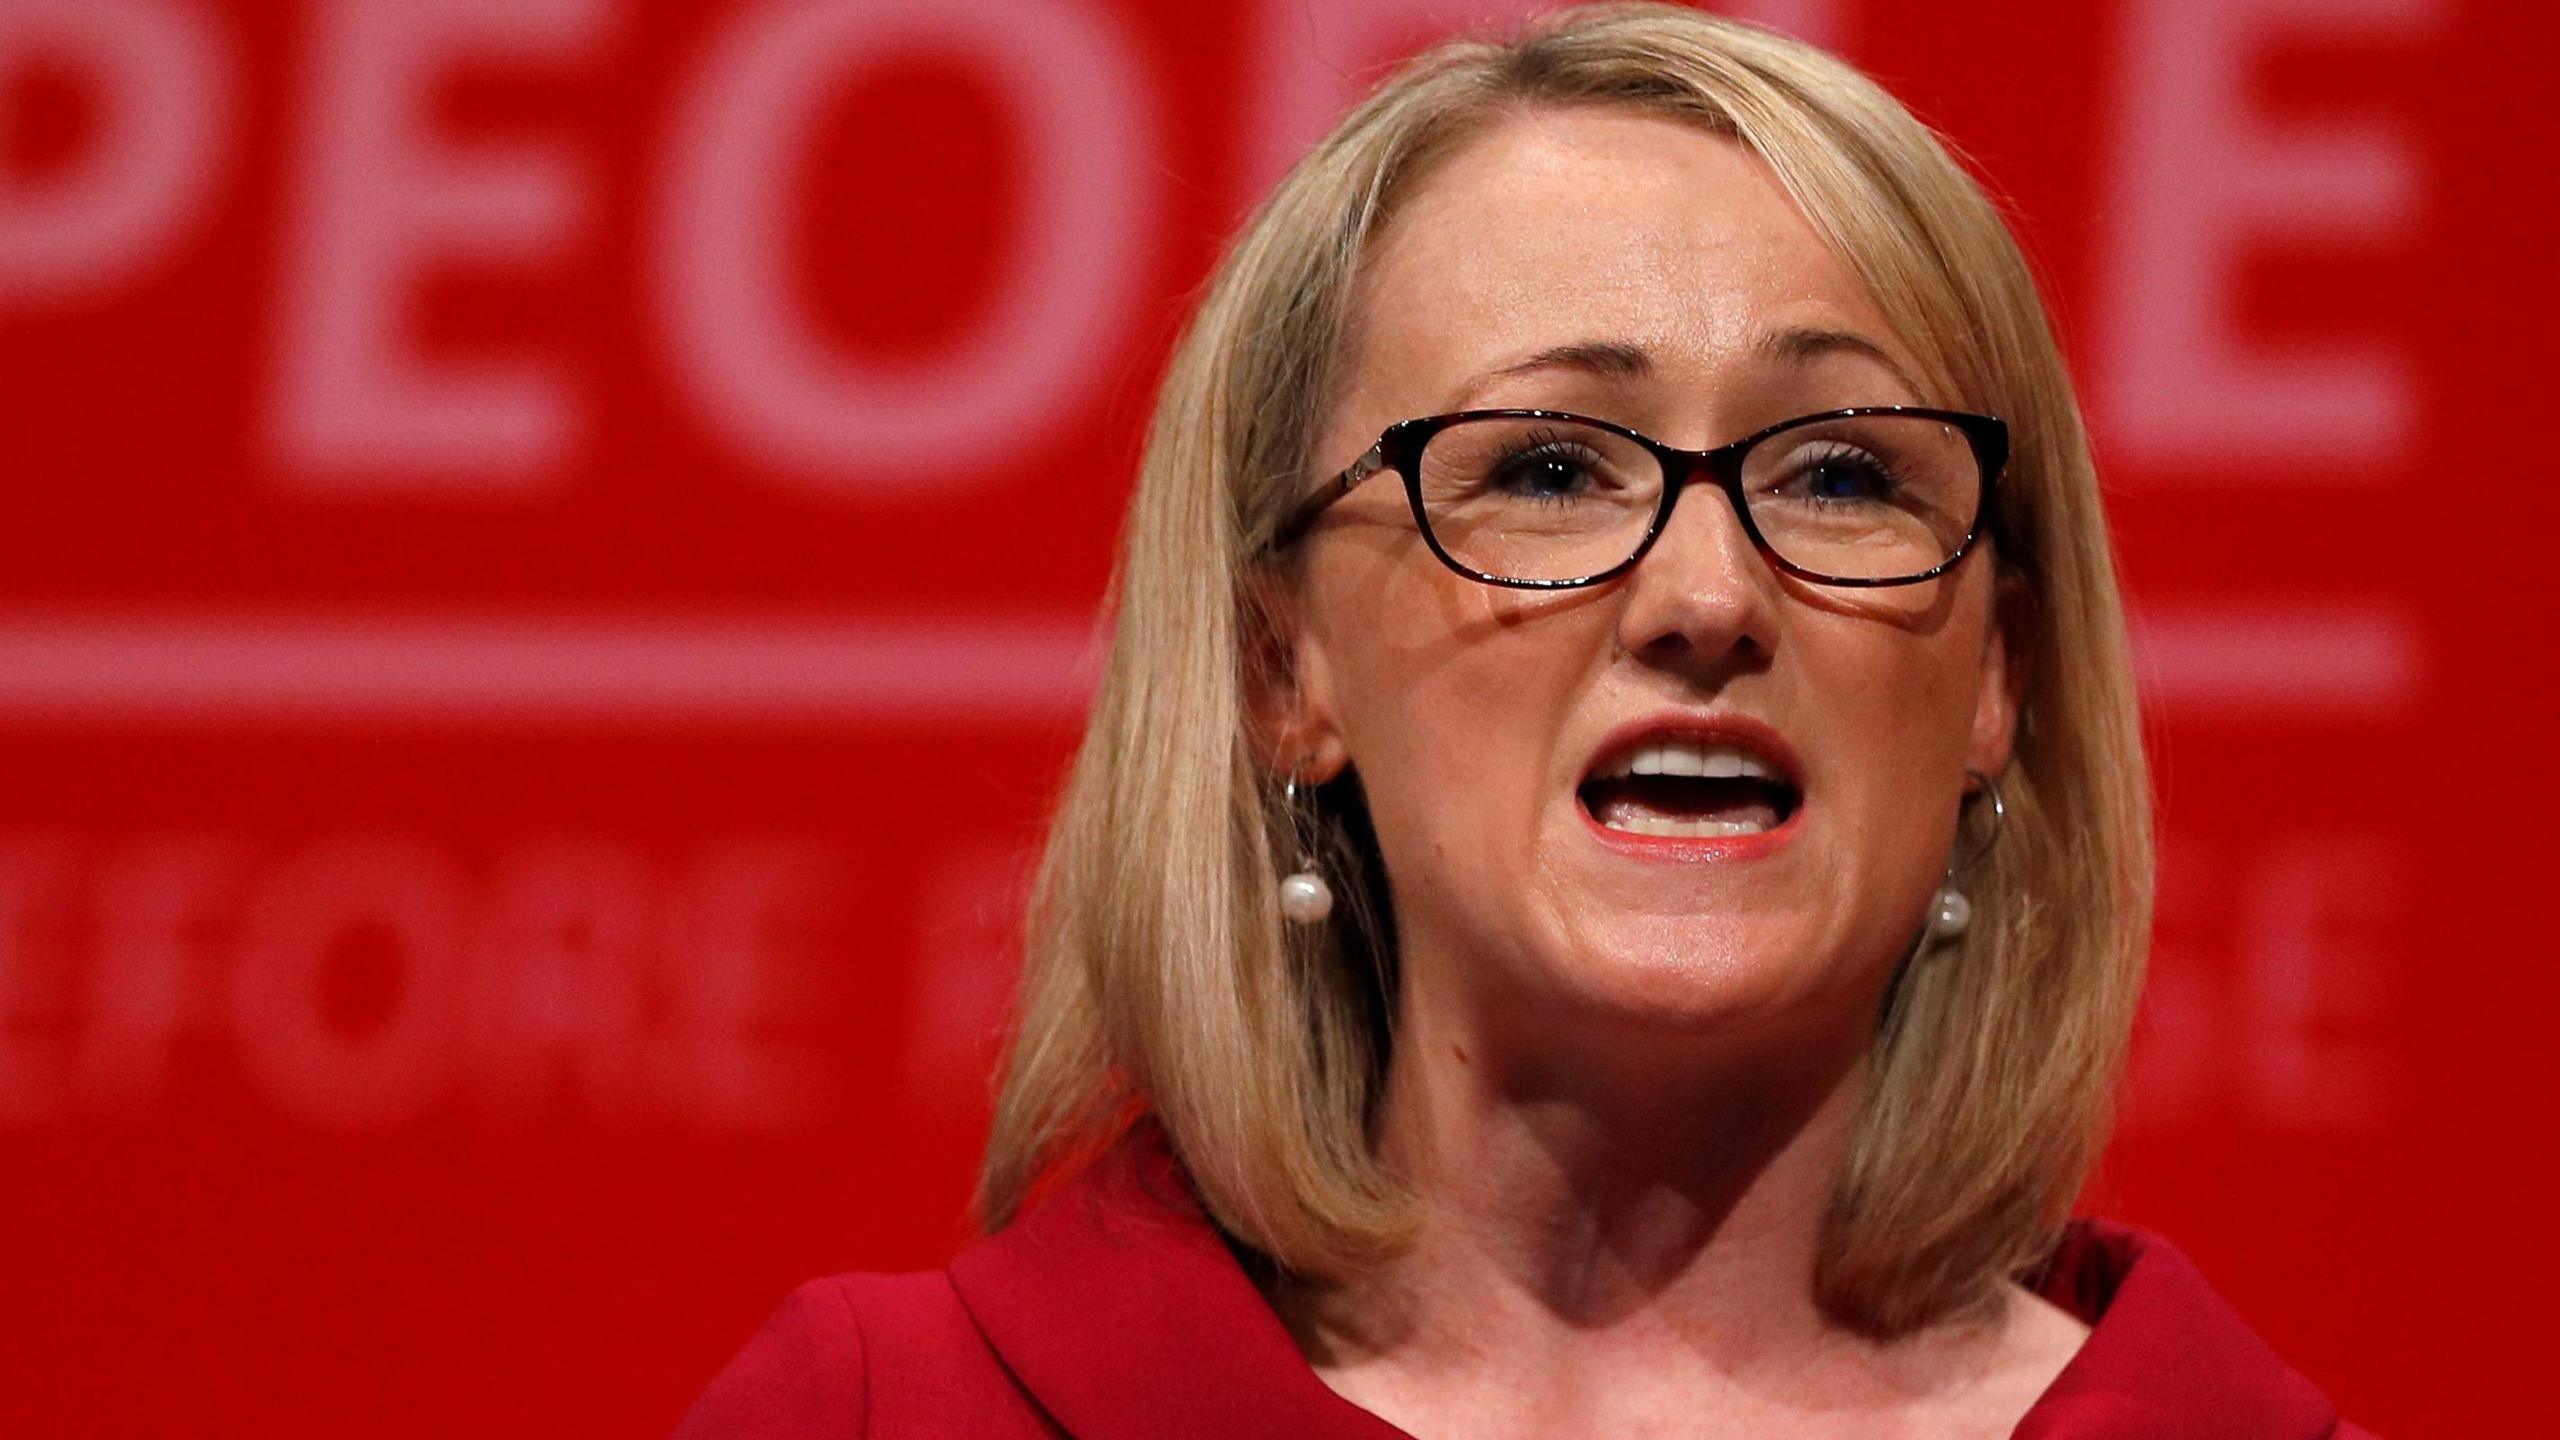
[979,1,2151,1337]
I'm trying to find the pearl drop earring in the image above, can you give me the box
[1929,886,1972,939]
[1277,775,1334,926]
[1931,768,2006,944]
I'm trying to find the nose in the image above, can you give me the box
[1611,470,1781,667]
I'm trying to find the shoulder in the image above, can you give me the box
[672,1269,1048,1440]
[672,1275,873,1440]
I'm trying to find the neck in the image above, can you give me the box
[1342,988,1872,1351]
[1260,961,2084,1436]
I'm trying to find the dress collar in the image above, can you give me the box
[2013,1222,2340,1438]
[948,1118,1402,1439]
[949,1121,2341,1440]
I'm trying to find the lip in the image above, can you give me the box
[1573,710,1806,864]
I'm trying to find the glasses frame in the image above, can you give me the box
[1271,405,2009,590]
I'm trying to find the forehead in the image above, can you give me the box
[1344,105,1915,421]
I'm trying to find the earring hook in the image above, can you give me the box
[1950,767,2006,878]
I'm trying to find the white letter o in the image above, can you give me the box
[656,0,1156,494]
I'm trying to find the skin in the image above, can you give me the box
[1253,107,2085,1437]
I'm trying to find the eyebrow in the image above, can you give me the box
[1465,340,1654,396]
[1755,325,1927,400]
[1440,339,1645,413]
[1453,327,1925,410]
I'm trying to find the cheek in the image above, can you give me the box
[1797,614,1985,857]
[1312,543,1594,851]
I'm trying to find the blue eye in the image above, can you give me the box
[1491,450,1596,500]
[1790,444,1902,504]
[1486,432,1608,504]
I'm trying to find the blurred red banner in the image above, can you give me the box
[1,2,2550,1435]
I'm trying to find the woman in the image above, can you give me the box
[679,6,2372,1436]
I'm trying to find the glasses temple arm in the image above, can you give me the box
[1269,444,1386,550]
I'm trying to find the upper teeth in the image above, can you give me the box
[1598,742,1779,782]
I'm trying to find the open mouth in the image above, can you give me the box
[1576,739,1802,839]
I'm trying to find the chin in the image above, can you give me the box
[1516,912,1882,1046]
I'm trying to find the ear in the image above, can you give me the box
[1965,578,2029,782]
[1242,570,1350,782]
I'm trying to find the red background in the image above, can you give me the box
[1,1,2550,1435]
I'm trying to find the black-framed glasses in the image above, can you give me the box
[1270,406,2007,589]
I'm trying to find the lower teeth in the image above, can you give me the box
[1602,815,1770,838]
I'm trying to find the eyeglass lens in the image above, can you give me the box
[1414,413,1981,584]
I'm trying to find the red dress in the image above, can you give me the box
[675,1122,2374,1438]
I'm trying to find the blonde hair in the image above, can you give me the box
[979,2,2152,1337]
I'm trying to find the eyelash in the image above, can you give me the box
[1788,443,1906,503]
[1487,428,1606,502]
